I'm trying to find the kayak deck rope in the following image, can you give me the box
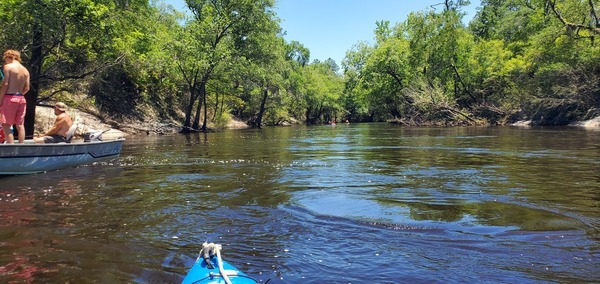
[199,242,232,284]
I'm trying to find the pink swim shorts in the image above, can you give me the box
[0,94,27,125]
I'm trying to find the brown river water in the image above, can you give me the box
[0,123,598,283]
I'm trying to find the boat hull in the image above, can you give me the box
[182,257,257,284]
[0,139,124,175]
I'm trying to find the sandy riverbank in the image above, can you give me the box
[34,106,250,140]
[510,116,600,128]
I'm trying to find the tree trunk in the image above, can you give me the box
[24,21,44,137]
[212,92,219,121]
[201,84,208,132]
[183,87,196,132]
[192,83,205,130]
[305,106,311,125]
[253,89,268,128]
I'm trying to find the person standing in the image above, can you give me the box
[0,49,30,144]
[0,69,3,143]
[33,102,73,144]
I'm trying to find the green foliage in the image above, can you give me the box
[211,111,233,130]
[89,65,142,119]
[285,41,311,67]
[343,0,599,125]
[299,62,344,124]
[1,0,597,131]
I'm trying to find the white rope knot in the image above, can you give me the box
[198,242,231,284]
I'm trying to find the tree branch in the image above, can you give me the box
[548,0,600,37]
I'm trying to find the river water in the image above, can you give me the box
[0,124,598,283]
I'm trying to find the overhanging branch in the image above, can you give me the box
[548,0,600,37]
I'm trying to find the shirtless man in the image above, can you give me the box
[34,102,73,144]
[0,49,30,144]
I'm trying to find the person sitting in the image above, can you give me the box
[34,102,73,144]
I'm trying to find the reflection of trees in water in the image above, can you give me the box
[0,168,132,282]
[0,179,80,282]
[377,198,583,231]
[0,190,36,225]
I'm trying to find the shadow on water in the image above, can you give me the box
[1,124,599,283]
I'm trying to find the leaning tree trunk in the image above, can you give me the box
[253,89,268,128]
[183,87,196,133]
[200,84,208,132]
[192,83,205,130]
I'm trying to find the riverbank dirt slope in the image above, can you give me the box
[34,106,250,140]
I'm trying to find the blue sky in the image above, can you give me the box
[168,0,480,65]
